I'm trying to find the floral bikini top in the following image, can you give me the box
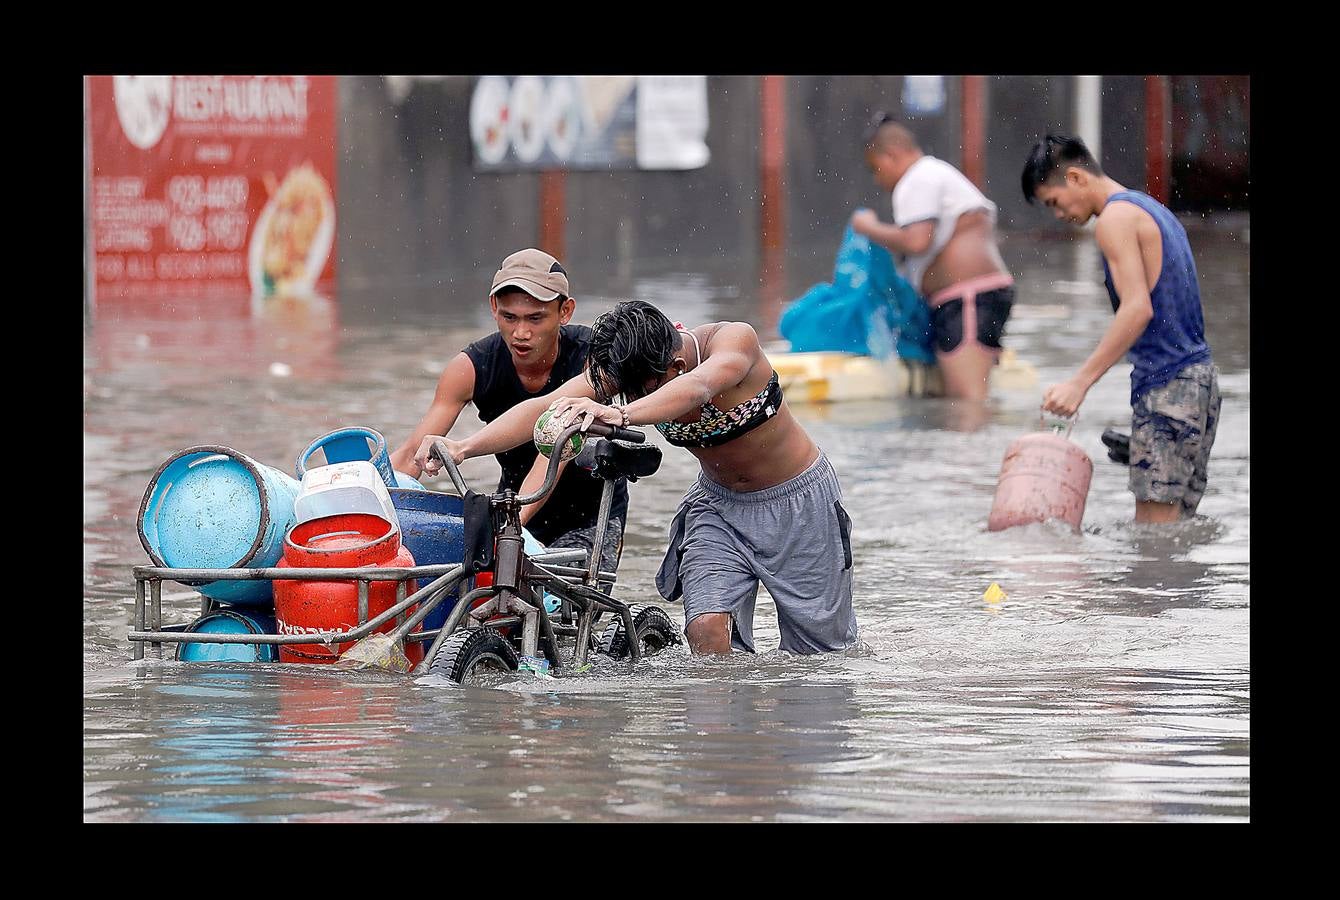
[654,327,785,449]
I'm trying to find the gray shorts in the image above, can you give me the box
[655,452,859,654]
[1130,362,1221,516]
[545,516,624,590]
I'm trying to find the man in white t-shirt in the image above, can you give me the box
[852,115,1014,402]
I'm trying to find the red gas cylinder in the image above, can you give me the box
[988,431,1093,533]
[469,571,495,611]
[274,513,423,665]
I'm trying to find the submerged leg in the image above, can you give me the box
[1134,500,1183,524]
[685,612,734,656]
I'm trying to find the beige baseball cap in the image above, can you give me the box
[490,248,570,301]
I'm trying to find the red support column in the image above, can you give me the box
[1145,75,1171,204]
[759,75,787,336]
[759,75,786,254]
[759,248,786,338]
[539,169,566,261]
[961,75,986,189]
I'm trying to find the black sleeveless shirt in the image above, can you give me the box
[463,325,628,545]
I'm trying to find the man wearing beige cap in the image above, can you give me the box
[391,248,628,571]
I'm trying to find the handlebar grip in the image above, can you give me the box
[610,426,646,444]
[584,422,646,443]
[428,439,470,496]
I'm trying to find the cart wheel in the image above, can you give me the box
[428,627,519,684]
[598,604,682,660]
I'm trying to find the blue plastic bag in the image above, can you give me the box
[779,219,934,364]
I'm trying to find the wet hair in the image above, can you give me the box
[1021,133,1104,204]
[863,111,920,154]
[585,300,682,402]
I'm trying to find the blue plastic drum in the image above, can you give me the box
[389,488,466,633]
[296,426,425,490]
[176,609,279,663]
[389,489,560,640]
[139,446,303,607]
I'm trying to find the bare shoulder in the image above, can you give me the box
[438,350,477,399]
[1096,199,1143,228]
[445,350,476,377]
[1095,203,1147,250]
[696,322,762,387]
[1097,199,1159,234]
[706,321,761,348]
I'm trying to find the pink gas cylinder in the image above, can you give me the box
[988,420,1093,533]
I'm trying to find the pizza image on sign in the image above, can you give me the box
[113,75,173,150]
[545,77,582,162]
[470,75,511,166]
[508,76,547,164]
[249,162,335,300]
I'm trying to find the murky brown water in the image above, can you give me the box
[84,223,1249,822]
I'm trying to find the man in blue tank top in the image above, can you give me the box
[390,248,628,575]
[1021,135,1221,523]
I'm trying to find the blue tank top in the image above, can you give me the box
[1101,191,1212,404]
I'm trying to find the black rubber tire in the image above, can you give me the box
[597,604,682,659]
[428,627,519,683]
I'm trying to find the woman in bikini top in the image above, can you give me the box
[413,301,850,659]
[418,301,822,493]
[653,327,783,448]
[553,301,819,493]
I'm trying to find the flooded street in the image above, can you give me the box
[83,225,1249,822]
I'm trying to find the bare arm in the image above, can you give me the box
[415,369,599,472]
[851,209,935,255]
[1042,205,1156,417]
[389,352,475,478]
[547,323,762,432]
[517,454,567,526]
[1075,207,1156,386]
[623,323,759,425]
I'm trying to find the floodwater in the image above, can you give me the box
[83,223,1249,822]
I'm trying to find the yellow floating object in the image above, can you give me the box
[983,582,1008,604]
[770,348,1037,404]
[771,352,906,403]
[991,349,1041,393]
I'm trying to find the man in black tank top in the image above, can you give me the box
[390,249,628,572]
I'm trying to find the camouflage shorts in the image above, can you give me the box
[1129,363,1221,515]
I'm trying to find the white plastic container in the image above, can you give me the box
[294,460,400,528]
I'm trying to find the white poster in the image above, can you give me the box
[902,75,946,117]
[636,75,710,170]
[470,75,709,171]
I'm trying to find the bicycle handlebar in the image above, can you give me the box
[428,439,471,496]
[429,420,647,508]
[582,421,646,444]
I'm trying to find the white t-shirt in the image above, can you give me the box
[890,155,997,294]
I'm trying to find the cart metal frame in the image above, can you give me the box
[127,420,667,675]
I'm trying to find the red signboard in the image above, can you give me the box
[1170,75,1250,212]
[86,75,337,312]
